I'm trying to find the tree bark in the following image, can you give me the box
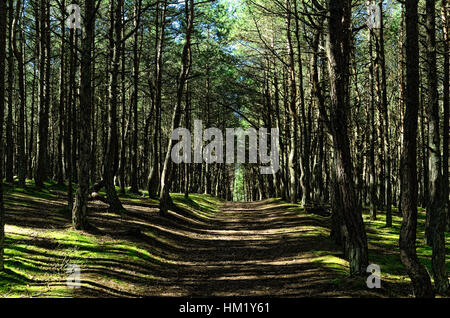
[377,1,392,227]
[130,0,143,194]
[56,0,66,186]
[399,0,434,298]
[72,0,96,230]
[6,0,14,184]
[147,0,167,199]
[325,0,369,276]
[293,0,310,205]
[35,0,50,187]
[0,0,8,271]
[11,0,26,187]
[368,25,377,220]
[159,0,194,215]
[442,0,449,232]
[286,0,298,204]
[104,0,124,213]
[424,0,449,294]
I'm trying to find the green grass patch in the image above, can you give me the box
[171,193,223,218]
[1,225,166,297]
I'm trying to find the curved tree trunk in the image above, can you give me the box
[326,0,369,276]
[159,0,194,215]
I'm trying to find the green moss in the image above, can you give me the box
[363,208,450,283]
[0,185,225,297]
[171,193,223,218]
[0,224,169,297]
[3,182,446,298]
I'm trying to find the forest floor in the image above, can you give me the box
[0,181,449,298]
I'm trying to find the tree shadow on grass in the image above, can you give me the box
[3,186,418,298]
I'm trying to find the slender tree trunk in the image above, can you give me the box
[6,0,14,183]
[130,0,143,194]
[104,0,124,212]
[420,86,430,209]
[90,21,97,186]
[66,28,75,211]
[148,0,167,199]
[326,0,369,276]
[368,26,377,220]
[71,31,79,185]
[293,0,310,205]
[35,0,50,187]
[442,0,449,232]
[286,0,298,204]
[56,0,66,186]
[0,0,8,271]
[12,0,26,187]
[424,0,449,294]
[119,10,126,194]
[377,1,392,227]
[28,59,36,180]
[399,0,434,298]
[184,80,191,199]
[73,0,95,230]
[159,0,194,215]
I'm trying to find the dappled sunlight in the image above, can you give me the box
[1,186,352,297]
[1,183,434,298]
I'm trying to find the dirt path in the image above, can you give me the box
[5,191,387,297]
[132,200,376,297]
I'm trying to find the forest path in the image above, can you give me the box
[139,199,370,297]
[3,189,391,297]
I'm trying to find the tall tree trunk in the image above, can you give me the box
[286,0,298,204]
[71,32,79,185]
[442,0,449,232]
[377,1,392,227]
[119,9,126,194]
[147,0,167,199]
[12,0,26,187]
[73,0,95,230]
[104,0,124,212]
[56,0,66,186]
[424,0,449,294]
[204,55,211,195]
[35,0,50,187]
[28,59,36,180]
[293,0,310,205]
[66,28,75,210]
[420,86,430,209]
[0,0,8,271]
[6,0,14,183]
[368,26,377,220]
[399,0,434,298]
[184,79,191,199]
[130,0,142,194]
[326,0,369,276]
[159,0,194,215]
